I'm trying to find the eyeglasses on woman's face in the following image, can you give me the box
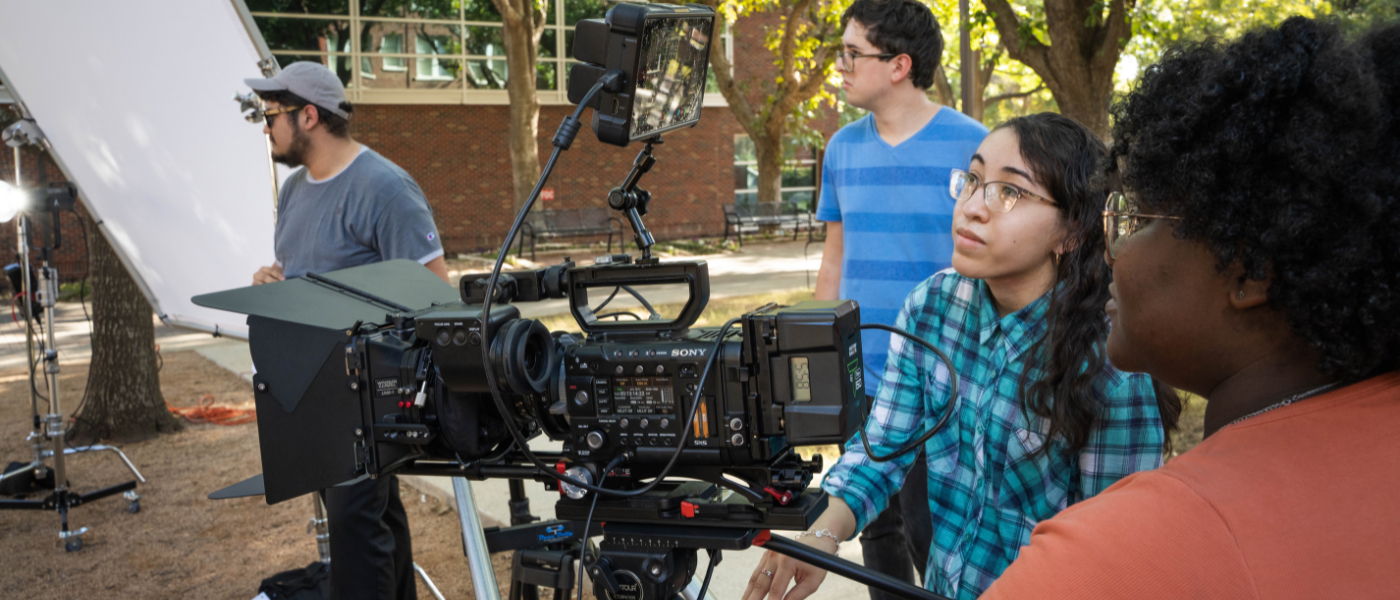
[1102,191,1183,262]
[949,168,1057,213]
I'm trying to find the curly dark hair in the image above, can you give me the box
[1108,17,1400,382]
[1000,113,1179,455]
[841,0,943,90]
[255,89,355,138]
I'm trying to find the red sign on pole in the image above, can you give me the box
[541,188,555,201]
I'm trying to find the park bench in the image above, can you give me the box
[517,207,624,261]
[721,202,814,246]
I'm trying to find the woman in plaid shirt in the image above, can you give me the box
[745,113,1175,600]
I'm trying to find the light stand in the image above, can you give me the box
[0,119,146,552]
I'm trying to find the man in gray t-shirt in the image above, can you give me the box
[247,62,444,600]
[272,145,444,279]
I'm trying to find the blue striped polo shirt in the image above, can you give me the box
[816,109,988,390]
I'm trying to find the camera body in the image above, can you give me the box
[203,257,865,509]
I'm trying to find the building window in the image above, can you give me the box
[380,33,405,71]
[733,134,818,211]
[416,35,456,80]
[247,0,731,105]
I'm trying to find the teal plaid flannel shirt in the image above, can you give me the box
[822,270,1164,600]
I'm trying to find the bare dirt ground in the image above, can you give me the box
[0,351,521,600]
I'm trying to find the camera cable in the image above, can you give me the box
[594,285,660,319]
[856,323,961,463]
[477,70,745,498]
[575,452,628,600]
[695,548,722,600]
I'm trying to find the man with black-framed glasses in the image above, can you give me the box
[811,1,987,598]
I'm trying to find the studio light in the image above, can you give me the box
[0,179,34,223]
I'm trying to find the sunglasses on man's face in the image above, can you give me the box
[1101,191,1182,263]
[263,105,304,126]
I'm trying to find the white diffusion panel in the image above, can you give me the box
[0,0,279,339]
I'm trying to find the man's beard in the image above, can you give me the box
[270,125,311,167]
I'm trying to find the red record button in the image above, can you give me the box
[681,501,697,518]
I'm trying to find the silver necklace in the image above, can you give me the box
[1226,382,1341,428]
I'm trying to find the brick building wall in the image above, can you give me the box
[350,10,842,258]
[352,103,746,256]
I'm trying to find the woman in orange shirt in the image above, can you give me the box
[980,17,1400,600]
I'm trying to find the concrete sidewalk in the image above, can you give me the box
[3,241,895,600]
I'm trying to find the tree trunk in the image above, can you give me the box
[697,0,840,208]
[498,0,545,214]
[69,214,181,443]
[983,0,1134,140]
[754,134,785,204]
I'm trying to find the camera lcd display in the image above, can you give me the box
[630,15,712,140]
[614,377,676,414]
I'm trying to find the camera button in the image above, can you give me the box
[640,418,650,428]
[619,418,630,428]
[452,329,468,346]
[729,418,743,431]
[574,390,590,406]
[634,365,645,374]
[659,418,669,428]
[469,332,481,346]
[435,329,451,346]
[615,365,625,375]
[586,431,607,450]
[655,365,665,374]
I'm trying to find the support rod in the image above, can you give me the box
[760,534,951,600]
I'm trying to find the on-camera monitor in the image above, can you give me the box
[630,15,712,141]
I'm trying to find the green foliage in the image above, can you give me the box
[925,0,1054,126]
[1122,0,1400,94]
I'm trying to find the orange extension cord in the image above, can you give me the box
[166,394,257,426]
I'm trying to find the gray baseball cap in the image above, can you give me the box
[244,62,350,119]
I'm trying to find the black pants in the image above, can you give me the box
[859,451,932,600]
[323,475,417,600]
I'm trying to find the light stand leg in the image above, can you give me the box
[413,563,448,600]
[58,444,146,482]
[453,476,502,600]
[309,493,330,563]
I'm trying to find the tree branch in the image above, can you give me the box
[985,84,1045,104]
[776,0,814,98]
[1092,0,1135,76]
[982,0,1051,77]
[933,64,956,108]
[693,2,760,136]
[492,0,523,26]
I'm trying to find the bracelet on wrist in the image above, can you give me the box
[795,528,841,550]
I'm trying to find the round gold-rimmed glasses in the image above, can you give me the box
[949,168,1057,213]
[1102,191,1182,262]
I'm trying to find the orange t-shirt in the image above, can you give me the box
[981,372,1400,599]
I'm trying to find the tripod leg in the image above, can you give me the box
[453,477,503,600]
